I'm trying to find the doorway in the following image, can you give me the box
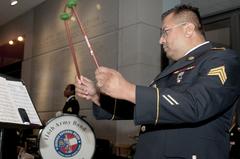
[202,8,240,51]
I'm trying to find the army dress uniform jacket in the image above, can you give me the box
[93,42,240,159]
[63,95,80,115]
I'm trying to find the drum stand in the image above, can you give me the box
[0,129,3,159]
[0,128,18,159]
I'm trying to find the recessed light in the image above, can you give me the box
[10,0,18,6]
[17,36,24,42]
[9,40,14,45]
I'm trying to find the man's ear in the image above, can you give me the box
[184,23,195,38]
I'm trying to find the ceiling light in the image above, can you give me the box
[9,40,14,45]
[17,36,24,42]
[10,0,18,6]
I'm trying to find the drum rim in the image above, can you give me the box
[38,114,96,159]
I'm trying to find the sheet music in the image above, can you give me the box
[7,80,42,126]
[0,77,42,126]
[0,77,21,124]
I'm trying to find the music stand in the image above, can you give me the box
[0,74,42,159]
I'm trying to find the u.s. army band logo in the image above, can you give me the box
[54,129,81,157]
[39,115,96,159]
[208,66,227,85]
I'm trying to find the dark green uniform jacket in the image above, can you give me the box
[93,42,240,159]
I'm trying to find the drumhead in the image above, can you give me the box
[39,115,95,159]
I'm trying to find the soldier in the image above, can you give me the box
[76,4,240,159]
[62,84,80,115]
[230,101,240,159]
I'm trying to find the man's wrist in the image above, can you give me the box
[125,83,136,104]
[92,93,100,106]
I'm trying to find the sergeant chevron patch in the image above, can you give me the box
[208,66,227,85]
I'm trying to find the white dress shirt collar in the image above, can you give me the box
[66,95,75,102]
[184,41,210,56]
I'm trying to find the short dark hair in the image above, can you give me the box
[162,4,205,36]
[68,84,75,94]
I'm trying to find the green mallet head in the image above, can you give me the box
[66,0,78,8]
[60,12,71,21]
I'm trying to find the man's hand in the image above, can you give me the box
[75,76,100,106]
[95,67,136,103]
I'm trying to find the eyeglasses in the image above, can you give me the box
[160,22,187,38]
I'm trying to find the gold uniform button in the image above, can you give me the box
[141,125,146,132]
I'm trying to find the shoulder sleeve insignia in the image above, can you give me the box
[67,107,72,112]
[208,66,227,85]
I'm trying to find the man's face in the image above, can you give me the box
[64,85,72,97]
[159,13,186,61]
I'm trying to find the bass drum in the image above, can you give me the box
[39,115,95,159]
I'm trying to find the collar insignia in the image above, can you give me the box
[187,56,195,61]
[211,47,226,51]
